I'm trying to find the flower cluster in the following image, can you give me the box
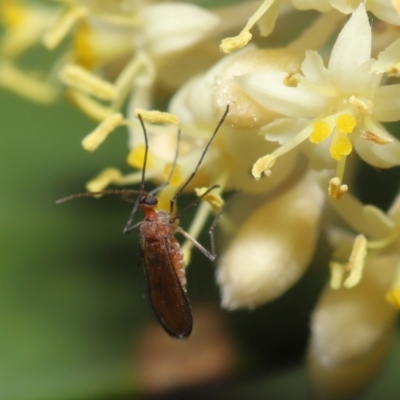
[3,0,400,398]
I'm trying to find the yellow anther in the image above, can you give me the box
[284,71,300,87]
[309,120,331,143]
[134,109,180,125]
[252,154,276,180]
[343,234,367,288]
[329,261,345,290]
[328,177,348,200]
[195,187,224,211]
[220,31,252,53]
[163,163,182,187]
[127,145,155,170]
[86,168,122,192]
[59,64,117,100]
[335,113,356,134]
[42,6,88,50]
[82,113,124,152]
[329,135,352,161]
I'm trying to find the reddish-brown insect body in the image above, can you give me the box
[139,197,191,338]
[57,105,229,339]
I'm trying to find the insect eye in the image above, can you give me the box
[140,195,158,206]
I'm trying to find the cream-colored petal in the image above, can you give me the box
[308,325,394,400]
[371,37,400,76]
[328,4,371,93]
[301,50,330,87]
[217,171,324,309]
[261,118,309,144]
[353,129,400,168]
[369,0,400,26]
[308,273,396,368]
[236,71,328,118]
[142,3,219,55]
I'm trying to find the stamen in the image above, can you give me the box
[252,154,276,180]
[343,234,367,288]
[82,113,124,152]
[86,168,122,192]
[220,0,274,53]
[42,6,88,50]
[134,109,179,125]
[335,113,356,134]
[360,131,394,144]
[328,177,348,200]
[329,134,352,160]
[284,71,300,87]
[0,61,57,103]
[195,187,224,211]
[59,64,117,100]
[329,261,344,289]
[309,120,332,143]
[67,89,112,121]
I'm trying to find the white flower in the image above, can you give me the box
[307,190,400,398]
[237,4,400,197]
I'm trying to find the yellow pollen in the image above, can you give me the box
[220,31,252,54]
[135,109,179,125]
[309,120,331,143]
[127,145,155,170]
[335,114,356,134]
[82,113,123,152]
[163,163,182,187]
[329,135,352,161]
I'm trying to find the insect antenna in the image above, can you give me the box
[123,115,182,234]
[169,104,229,215]
[170,184,220,223]
[55,189,143,204]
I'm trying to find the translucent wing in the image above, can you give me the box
[140,236,192,339]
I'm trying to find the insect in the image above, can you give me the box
[57,105,229,339]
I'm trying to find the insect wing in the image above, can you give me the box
[140,236,192,339]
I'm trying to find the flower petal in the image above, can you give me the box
[301,50,330,86]
[236,71,328,118]
[217,171,324,309]
[142,3,219,55]
[353,126,400,168]
[328,4,371,92]
[260,117,309,144]
[370,37,400,76]
[369,0,400,26]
